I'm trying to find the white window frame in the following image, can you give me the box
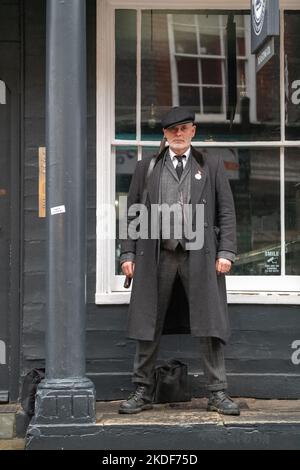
[96,0,300,305]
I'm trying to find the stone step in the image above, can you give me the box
[0,404,18,440]
[0,439,25,451]
[94,398,300,450]
[2,399,300,449]
[0,404,25,451]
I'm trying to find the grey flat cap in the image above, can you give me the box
[161,107,195,129]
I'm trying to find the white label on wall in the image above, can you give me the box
[0,81,6,105]
[51,205,66,216]
[291,340,300,365]
[0,341,6,365]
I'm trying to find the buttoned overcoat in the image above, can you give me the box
[121,146,237,344]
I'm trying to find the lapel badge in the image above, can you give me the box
[195,170,202,180]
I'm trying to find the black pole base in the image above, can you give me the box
[25,377,96,449]
[30,377,96,425]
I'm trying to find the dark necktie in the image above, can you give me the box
[175,155,185,180]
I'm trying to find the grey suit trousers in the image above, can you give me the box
[133,245,228,392]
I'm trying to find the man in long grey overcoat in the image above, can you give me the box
[119,107,240,416]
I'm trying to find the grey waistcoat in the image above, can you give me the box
[160,154,191,251]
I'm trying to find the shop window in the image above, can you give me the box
[138,10,280,142]
[229,148,281,276]
[96,1,300,304]
[115,10,280,142]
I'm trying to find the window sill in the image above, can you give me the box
[95,291,300,305]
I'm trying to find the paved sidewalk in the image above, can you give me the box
[0,439,25,450]
[1,398,300,450]
[96,397,300,425]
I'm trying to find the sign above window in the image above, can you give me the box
[251,0,279,54]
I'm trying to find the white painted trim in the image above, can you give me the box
[0,80,6,105]
[110,273,300,293]
[280,9,286,143]
[95,291,300,305]
[168,14,179,106]
[107,0,250,8]
[280,11,286,276]
[103,0,300,9]
[96,0,115,297]
[96,0,300,306]
[96,292,131,304]
[111,140,299,147]
[227,292,300,304]
[225,276,300,291]
[136,10,141,142]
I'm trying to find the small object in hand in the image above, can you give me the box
[124,276,132,289]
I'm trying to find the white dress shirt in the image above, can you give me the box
[169,147,191,170]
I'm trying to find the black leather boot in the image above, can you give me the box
[119,385,153,414]
[207,390,240,416]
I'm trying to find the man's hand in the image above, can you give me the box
[122,261,135,279]
[216,258,232,275]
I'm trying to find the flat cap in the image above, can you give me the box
[161,106,195,129]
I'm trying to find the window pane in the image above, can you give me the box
[115,147,138,274]
[174,28,197,54]
[115,10,137,140]
[179,86,200,107]
[201,59,223,85]
[285,148,300,275]
[255,38,280,140]
[200,33,221,55]
[237,36,246,57]
[285,12,300,140]
[202,87,223,114]
[237,61,246,87]
[177,57,199,84]
[142,147,159,160]
[215,147,281,276]
[136,10,281,141]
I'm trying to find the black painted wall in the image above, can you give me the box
[5,0,299,400]
[0,0,22,402]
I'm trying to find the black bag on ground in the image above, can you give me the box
[21,368,45,416]
[153,359,191,404]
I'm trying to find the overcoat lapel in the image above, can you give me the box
[147,157,163,204]
[191,151,207,211]
[146,147,174,204]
